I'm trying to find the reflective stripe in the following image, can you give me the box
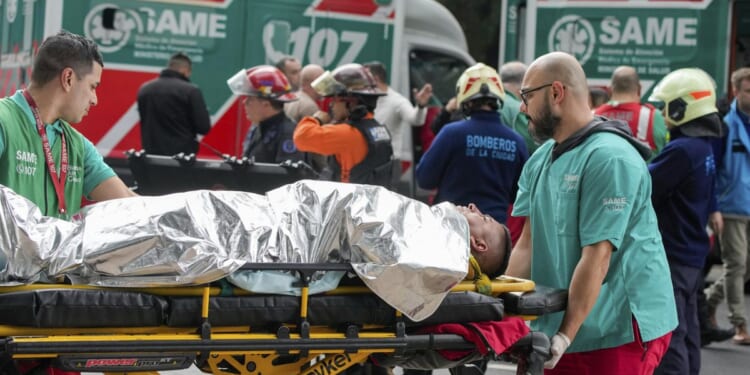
[637,106,652,143]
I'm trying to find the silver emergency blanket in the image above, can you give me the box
[0,185,81,284]
[76,190,274,286]
[0,180,469,321]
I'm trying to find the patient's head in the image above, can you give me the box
[455,203,510,278]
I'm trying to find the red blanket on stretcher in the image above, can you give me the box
[417,316,530,360]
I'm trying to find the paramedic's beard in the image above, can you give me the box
[529,103,561,143]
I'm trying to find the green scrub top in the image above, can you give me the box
[651,109,668,156]
[2,91,115,198]
[513,132,677,353]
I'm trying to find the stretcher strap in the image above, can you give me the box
[469,257,492,296]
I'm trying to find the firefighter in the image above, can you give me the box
[648,68,725,374]
[416,62,528,225]
[293,63,394,187]
[227,65,305,163]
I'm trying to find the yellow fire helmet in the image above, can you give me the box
[455,62,505,107]
[649,67,718,126]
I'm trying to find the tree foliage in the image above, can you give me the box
[438,0,501,69]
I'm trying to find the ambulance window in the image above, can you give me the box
[409,49,470,106]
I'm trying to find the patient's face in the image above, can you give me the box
[456,203,506,276]
[455,204,500,249]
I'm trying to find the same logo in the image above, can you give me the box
[548,15,596,66]
[83,3,143,53]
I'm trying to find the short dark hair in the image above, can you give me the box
[168,52,192,70]
[275,56,297,74]
[589,87,610,108]
[31,30,103,86]
[363,61,387,83]
[490,225,512,279]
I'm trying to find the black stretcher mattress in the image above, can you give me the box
[0,289,504,329]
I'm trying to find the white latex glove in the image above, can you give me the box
[544,332,571,369]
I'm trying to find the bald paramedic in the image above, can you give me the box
[505,51,677,374]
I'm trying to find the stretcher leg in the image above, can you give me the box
[505,331,551,375]
[203,352,372,375]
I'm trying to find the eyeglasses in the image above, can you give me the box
[519,82,554,106]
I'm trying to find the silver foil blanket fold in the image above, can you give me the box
[0,180,469,321]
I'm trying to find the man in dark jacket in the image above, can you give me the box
[137,52,211,155]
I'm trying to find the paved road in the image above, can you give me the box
[692,266,750,375]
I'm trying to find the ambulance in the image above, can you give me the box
[0,0,474,189]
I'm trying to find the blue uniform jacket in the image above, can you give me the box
[415,111,528,223]
[649,127,716,268]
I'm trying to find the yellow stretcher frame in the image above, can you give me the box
[0,275,536,375]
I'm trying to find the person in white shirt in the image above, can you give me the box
[364,62,432,191]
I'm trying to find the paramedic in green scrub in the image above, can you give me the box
[0,31,135,220]
[505,51,677,374]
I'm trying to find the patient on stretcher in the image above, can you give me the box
[0,180,560,375]
[0,179,509,322]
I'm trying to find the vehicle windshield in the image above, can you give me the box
[409,49,470,106]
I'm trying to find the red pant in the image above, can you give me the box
[546,320,672,375]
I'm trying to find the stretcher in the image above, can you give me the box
[0,263,567,375]
[125,151,318,196]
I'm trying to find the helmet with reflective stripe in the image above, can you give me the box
[648,68,717,126]
[227,65,298,102]
[455,63,505,107]
[311,63,383,97]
